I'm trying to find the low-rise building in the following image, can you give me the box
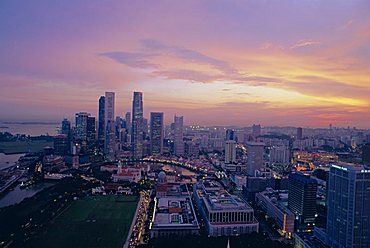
[194,180,259,236]
[151,196,200,238]
[255,188,294,238]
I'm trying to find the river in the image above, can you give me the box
[161,164,196,176]
[0,153,25,170]
[0,182,55,208]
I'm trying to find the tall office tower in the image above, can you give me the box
[61,118,71,136]
[132,92,144,159]
[269,145,290,166]
[150,112,164,155]
[362,144,370,165]
[98,96,105,142]
[53,135,69,155]
[225,140,236,164]
[246,142,265,176]
[104,92,115,158]
[252,124,261,138]
[326,164,370,248]
[226,129,235,141]
[143,118,149,137]
[75,112,90,141]
[296,127,303,140]
[288,173,317,230]
[125,112,131,134]
[86,116,96,144]
[174,115,184,156]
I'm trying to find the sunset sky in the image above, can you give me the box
[1,0,370,127]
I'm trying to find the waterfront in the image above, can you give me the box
[0,123,59,136]
[0,182,55,208]
[0,153,25,170]
[161,164,196,177]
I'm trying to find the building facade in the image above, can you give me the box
[194,180,259,236]
[288,173,318,231]
[132,92,144,159]
[104,92,115,159]
[246,142,265,176]
[326,164,370,248]
[174,116,184,156]
[150,112,164,155]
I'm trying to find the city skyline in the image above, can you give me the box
[1,1,370,128]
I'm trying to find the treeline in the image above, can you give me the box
[0,132,53,142]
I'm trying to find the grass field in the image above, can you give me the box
[32,195,139,248]
[0,140,53,154]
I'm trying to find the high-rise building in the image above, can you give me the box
[60,118,71,153]
[174,115,184,156]
[132,92,144,159]
[246,142,265,176]
[125,112,131,134]
[269,146,290,166]
[104,92,115,159]
[98,96,105,142]
[53,135,69,155]
[226,129,235,141]
[288,173,317,230]
[252,124,261,137]
[362,144,370,165]
[225,140,236,164]
[87,116,96,144]
[296,127,303,140]
[61,118,71,136]
[75,112,90,141]
[150,112,164,155]
[326,164,370,248]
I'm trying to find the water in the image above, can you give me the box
[0,123,59,136]
[161,164,196,176]
[0,153,25,170]
[0,182,55,208]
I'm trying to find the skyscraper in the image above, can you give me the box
[252,124,261,137]
[104,92,115,159]
[225,140,236,164]
[269,146,290,166]
[98,96,105,142]
[125,111,131,134]
[326,164,370,248]
[296,127,303,140]
[132,92,143,159]
[87,116,96,144]
[288,173,317,231]
[75,112,90,141]
[246,142,265,176]
[362,144,370,165]
[226,129,235,141]
[174,115,184,156]
[150,112,164,155]
[61,118,71,136]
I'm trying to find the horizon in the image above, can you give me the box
[1,1,370,127]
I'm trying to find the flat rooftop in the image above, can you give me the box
[153,196,199,228]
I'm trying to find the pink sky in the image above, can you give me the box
[1,0,370,127]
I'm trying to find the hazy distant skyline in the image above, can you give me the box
[1,1,370,127]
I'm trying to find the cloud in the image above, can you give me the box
[290,39,321,49]
[98,51,160,69]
